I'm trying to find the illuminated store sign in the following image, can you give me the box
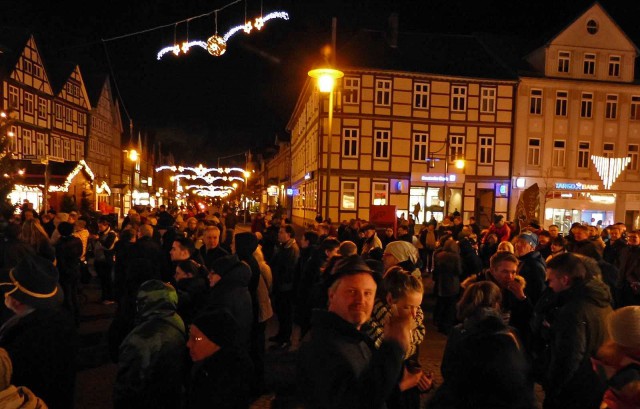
[421,174,456,182]
[554,182,599,191]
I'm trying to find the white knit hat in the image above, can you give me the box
[608,306,640,349]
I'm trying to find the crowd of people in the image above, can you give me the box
[0,202,638,409]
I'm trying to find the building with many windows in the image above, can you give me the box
[511,2,640,231]
[287,27,517,229]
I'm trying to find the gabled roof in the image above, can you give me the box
[337,29,519,80]
[46,59,76,95]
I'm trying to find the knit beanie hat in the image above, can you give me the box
[608,306,640,349]
[234,232,258,258]
[0,348,11,390]
[192,308,238,348]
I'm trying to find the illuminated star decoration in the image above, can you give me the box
[591,155,631,189]
[157,11,289,60]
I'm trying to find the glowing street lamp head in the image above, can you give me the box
[308,68,344,93]
[129,149,138,161]
[455,159,465,170]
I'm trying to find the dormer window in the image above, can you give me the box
[587,19,599,35]
[558,51,571,73]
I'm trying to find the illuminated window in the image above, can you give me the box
[372,182,388,205]
[22,129,34,155]
[341,181,357,210]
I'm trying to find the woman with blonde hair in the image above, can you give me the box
[496,240,514,254]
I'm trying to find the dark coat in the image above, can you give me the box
[270,239,300,292]
[542,279,612,409]
[186,346,254,409]
[433,249,462,297]
[296,310,405,409]
[131,236,170,282]
[201,256,253,349]
[54,235,82,284]
[198,245,229,272]
[433,309,535,409]
[175,276,208,327]
[516,250,547,306]
[113,282,187,409]
[0,307,79,409]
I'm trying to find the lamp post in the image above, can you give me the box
[308,67,343,220]
[243,170,250,223]
[128,148,139,210]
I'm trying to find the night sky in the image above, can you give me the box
[2,0,640,164]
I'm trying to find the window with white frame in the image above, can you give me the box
[530,89,542,115]
[605,94,618,119]
[63,139,70,160]
[555,91,568,116]
[583,53,596,75]
[55,103,62,120]
[8,86,18,109]
[480,87,496,113]
[22,129,34,155]
[581,92,593,118]
[413,133,428,161]
[632,96,640,121]
[558,51,571,73]
[553,140,566,167]
[451,85,467,112]
[76,141,83,158]
[375,79,391,106]
[372,182,388,205]
[449,135,465,161]
[24,93,33,114]
[609,55,621,77]
[578,141,590,168]
[374,130,390,159]
[65,107,72,124]
[52,137,61,158]
[37,97,46,119]
[344,77,360,104]
[603,143,615,159]
[527,138,541,166]
[341,181,357,210]
[628,144,639,171]
[36,133,45,157]
[479,136,494,164]
[10,126,17,153]
[343,128,359,158]
[414,82,430,109]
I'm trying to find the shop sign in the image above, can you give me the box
[554,182,599,191]
[421,174,456,182]
[267,186,278,196]
[304,172,314,180]
[286,188,299,196]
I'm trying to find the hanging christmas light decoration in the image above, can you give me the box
[591,155,631,190]
[157,9,289,60]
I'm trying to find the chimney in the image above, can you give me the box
[388,12,399,48]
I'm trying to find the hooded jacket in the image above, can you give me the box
[113,280,187,409]
[543,278,613,408]
[517,250,547,306]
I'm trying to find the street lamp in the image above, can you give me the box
[243,170,250,223]
[308,67,344,220]
[127,149,139,209]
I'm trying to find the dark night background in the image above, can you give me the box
[1,0,640,163]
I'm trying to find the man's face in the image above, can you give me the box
[170,241,190,261]
[187,325,220,362]
[573,229,588,242]
[627,232,640,247]
[490,261,518,289]
[609,228,621,242]
[547,269,570,293]
[325,247,339,259]
[548,226,559,238]
[385,228,394,237]
[514,238,534,257]
[278,227,290,244]
[538,235,550,246]
[328,273,376,329]
[203,230,220,249]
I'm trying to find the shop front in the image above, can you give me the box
[543,182,615,233]
[409,172,465,224]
